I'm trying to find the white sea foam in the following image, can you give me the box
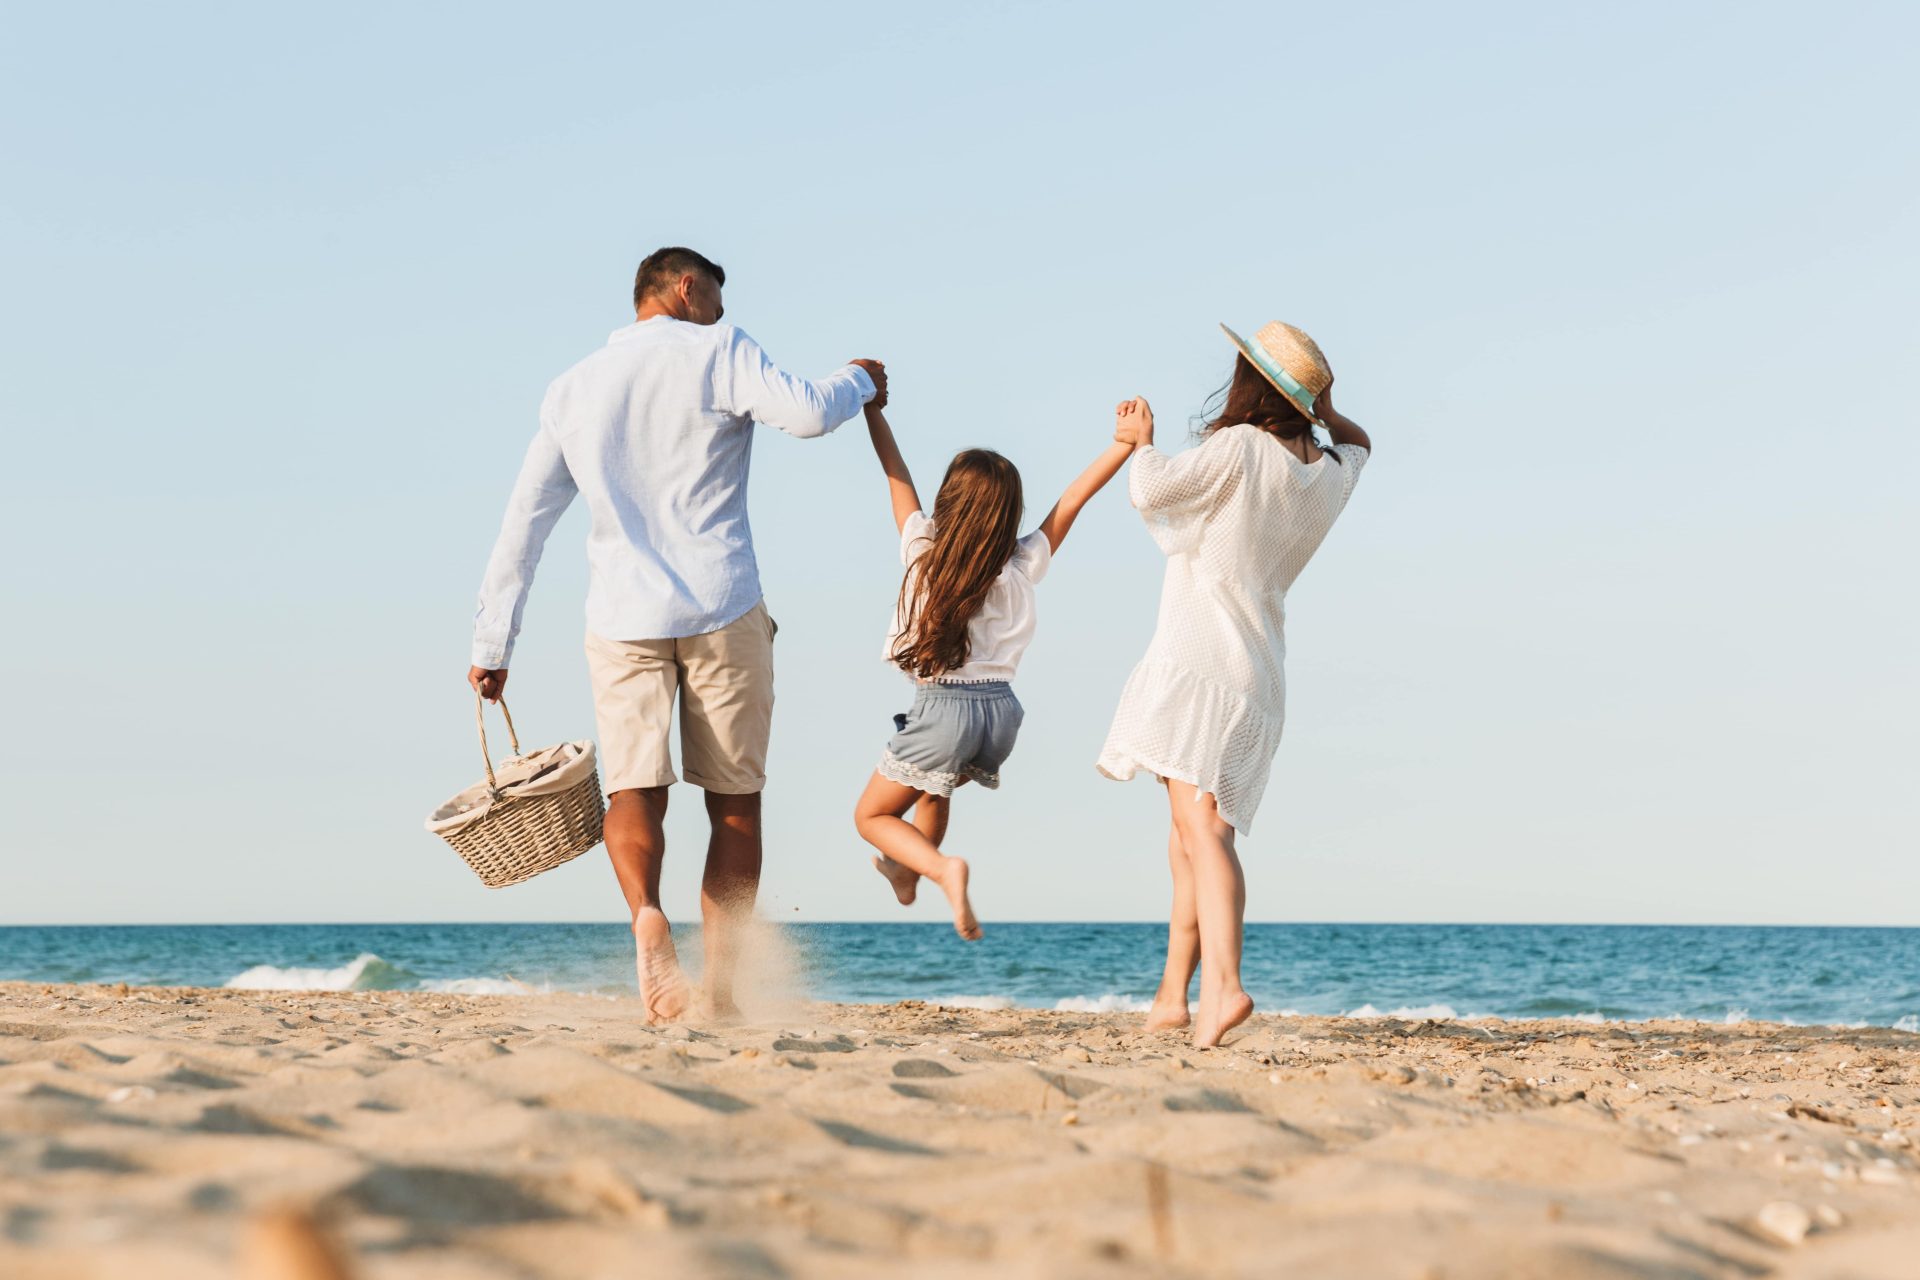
[932,994,1153,1013]
[1342,1002,1461,1021]
[935,995,1016,1011]
[222,953,532,995]
[418,977,542,996]
[224,953,408,992]
[1052,994,1151,1013]
[1895,1015,1920,1034]
[1723,1007,1750,1026]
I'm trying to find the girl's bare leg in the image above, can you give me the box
[873,784,956,906]
[1146,825,1198,1030]
[1165,781,1253,1047]
[855,772,981,940]
[914,790,952,844]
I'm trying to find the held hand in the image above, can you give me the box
[849,359,888,410]
[468,666,508,702]
[1114,396,1154,447]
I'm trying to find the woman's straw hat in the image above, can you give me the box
[1220,321,1331,428]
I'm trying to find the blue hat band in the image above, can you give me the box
[1242,340,1318,417]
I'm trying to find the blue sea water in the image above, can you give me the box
[3,923,1919,1029]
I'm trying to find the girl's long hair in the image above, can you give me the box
[1197,354,1318,442]
[891,449,1024,680]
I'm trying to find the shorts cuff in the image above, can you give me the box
[604,768,677,794]
[960,763,1002,790]
[684,769,766,795]
[879,751,958,797]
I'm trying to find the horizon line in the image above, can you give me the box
[5,919,1919,931]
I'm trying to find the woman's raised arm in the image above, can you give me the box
[1318,386,1372,454]
[1035,400,1141,552]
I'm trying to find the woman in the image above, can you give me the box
[1099,321,1374,1047]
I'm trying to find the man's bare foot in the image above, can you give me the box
[1192,990,1254,1048]
[935,858,982,941]
[871,855,920,906]
[698,991,744,1025]
[632,906,690,1025]
[1144,998,1191,1031]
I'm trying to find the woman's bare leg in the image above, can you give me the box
[873,783,957,906]
[855,772,980,940]
[1146,825,1198,1030]
[1166,781,1253,1047]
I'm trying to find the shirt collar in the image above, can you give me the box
[607,315,675,344]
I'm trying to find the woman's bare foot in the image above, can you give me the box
[632,906,690,1025]
[1192,990,1254,1048]
[935,858,982,941]
[1144,998,1191,1031]
[871,855,920,906]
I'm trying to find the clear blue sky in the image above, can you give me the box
[4,2,1915,927]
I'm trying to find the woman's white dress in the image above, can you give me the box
[1096,424,1369,832]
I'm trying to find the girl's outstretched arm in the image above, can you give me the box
[865,404,921,533]
[1036,400,1141,552]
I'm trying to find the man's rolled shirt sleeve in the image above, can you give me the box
[718,327,874,439]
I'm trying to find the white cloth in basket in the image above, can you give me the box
[425,740,598,835]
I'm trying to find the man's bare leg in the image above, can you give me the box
[604,787,689,1024]
[1146,825,1199,1031]
[699,790,762,1020]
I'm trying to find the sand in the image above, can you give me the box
[4,982,1919,1278]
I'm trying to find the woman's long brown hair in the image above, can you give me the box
[891,449,1024,680]
[1198,353,1317,441]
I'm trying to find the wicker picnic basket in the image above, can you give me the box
[425,693,605,887]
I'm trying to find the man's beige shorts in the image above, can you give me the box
[584,601,776,795]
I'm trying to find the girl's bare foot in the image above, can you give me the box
[632,907,690,1025]
[1144,998,1191,1031]
[936,858,982,941]
[1192,990,1254,1048]
[871,855,920,906]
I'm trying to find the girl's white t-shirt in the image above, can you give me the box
[883,511,1052,683]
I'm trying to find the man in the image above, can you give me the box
[467,246,885,1022]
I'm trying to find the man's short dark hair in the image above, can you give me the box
[633,247,725,308]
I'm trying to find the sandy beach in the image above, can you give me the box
[4,982,1919,1278]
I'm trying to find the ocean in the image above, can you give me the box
[4,922,1918,1029]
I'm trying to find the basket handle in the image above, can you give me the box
[474,691,524,796]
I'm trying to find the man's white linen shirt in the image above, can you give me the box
[471,317,875,667]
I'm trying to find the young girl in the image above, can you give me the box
[1098,321,1374,1047]
[854,402,1132,939]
